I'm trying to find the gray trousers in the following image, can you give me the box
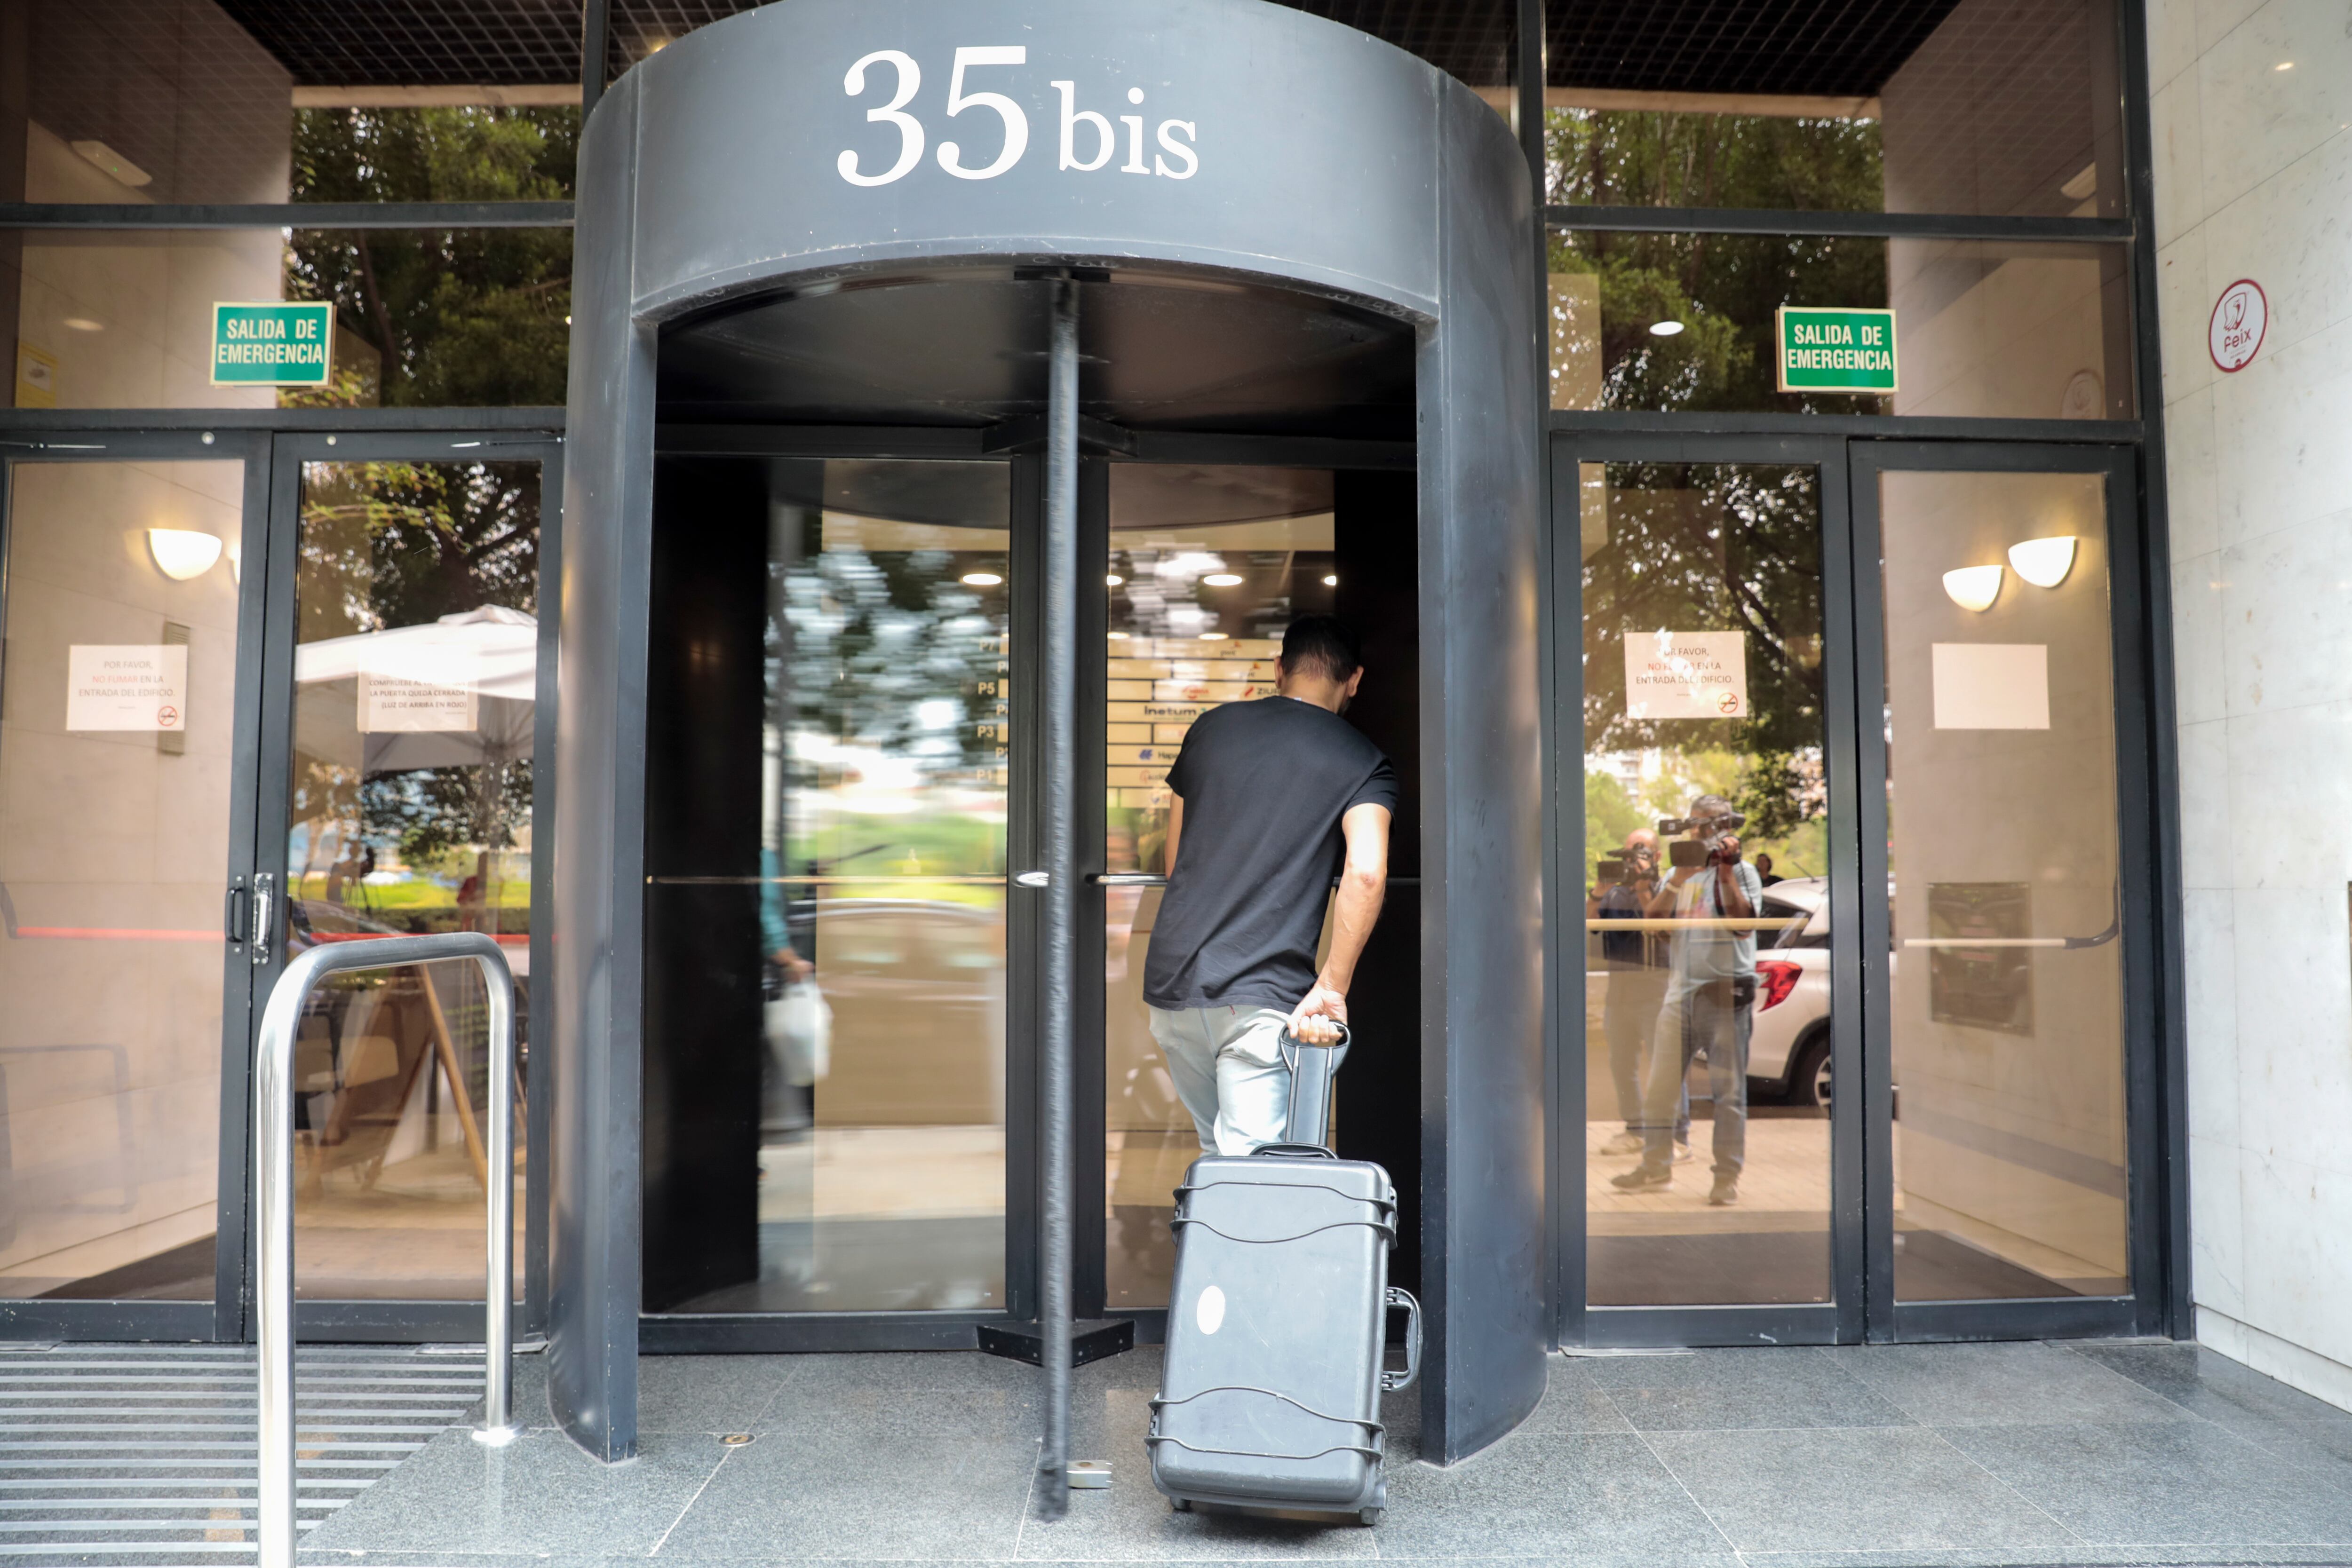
[1638,978,1751,1180]
[1603,965,1684,1137]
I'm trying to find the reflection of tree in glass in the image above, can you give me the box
[1546,108,1888,413]
[1583,464,1826,845]
[778,532,1006,877]
[294,462,540,913]
[284,107,576,408]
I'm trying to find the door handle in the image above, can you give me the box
[224,881,248,947]
[250,873,275,965]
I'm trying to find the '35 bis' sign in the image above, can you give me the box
[836,46,1199,186]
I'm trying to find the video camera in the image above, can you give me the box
[1656,810,1745,839]
[1660,809,1746,869]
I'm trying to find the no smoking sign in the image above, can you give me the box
[2209,279,2267,372]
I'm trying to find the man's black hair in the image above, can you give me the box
[1280,614,1362,684]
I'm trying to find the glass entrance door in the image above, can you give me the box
[1557,432,2153,1345]
[0,432,267,1335]
[1562,435,1865,1345]
[1851,443,2150,1340]
[248,431,560,1336]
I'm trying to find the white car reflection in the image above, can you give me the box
[1745,875,1897,1107]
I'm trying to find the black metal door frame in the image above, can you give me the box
[245,428,564,1344]
[1550,425,2168,1348]
[0,427,273,1344]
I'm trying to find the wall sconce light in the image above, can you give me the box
[1942,563,2004,612]
[147,528,223,581]
[2007,535,2077,588]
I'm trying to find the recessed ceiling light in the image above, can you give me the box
[147,528,223,580]
[1648,320,1685,337]
[62,317,104,332]
[2007,536,2077,588]
[960,571,1003,587]
[2276,60,2294,70]
[1105,572,1123,586]
[1202,572,1243,586]
[1322,574,1338,586]
[1942,564,2004,612]
[1198,631,1228,641]
[1108,630,1130,640]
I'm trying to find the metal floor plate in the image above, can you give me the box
[0,1343,483,1566]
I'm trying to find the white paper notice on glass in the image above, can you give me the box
[1931,643,2050,729]
[1624,630,1748,720]
[359,645,480,732]
[66,644,188,730]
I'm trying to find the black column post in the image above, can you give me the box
[1036,277,1081,1518]
[580,0,610,118]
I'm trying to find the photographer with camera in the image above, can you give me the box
[1610,793,1762,1206]
[1588,830,1689,1160]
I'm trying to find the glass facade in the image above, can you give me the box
[0,0,2163,1348]
[6,228,572,410]
[1547,233,2132,419]
[1543,0,2122,219]
[8,1,580,206]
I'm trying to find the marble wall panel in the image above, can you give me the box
[2217,508,2352,715]
[2160,0,2352,1402]
[2196,0,2352,215]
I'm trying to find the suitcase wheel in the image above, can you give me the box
[1358,1507,1383,1527]
[1170,1498,1192,1513]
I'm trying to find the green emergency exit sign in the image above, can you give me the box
[1775,306,1897,395]
[210,301,334,386]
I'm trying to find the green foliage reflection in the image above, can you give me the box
[284,107,577,407]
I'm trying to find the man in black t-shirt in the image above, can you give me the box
[1142,615,1398,1155]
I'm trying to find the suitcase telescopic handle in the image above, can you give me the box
[1382,1287,1422,1392]
[1279,1019,1351,1061]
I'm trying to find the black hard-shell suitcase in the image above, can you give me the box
[1147,1026,1422,1525]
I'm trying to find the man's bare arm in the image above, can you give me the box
[1289,802,1391,1040]
[1163,796,1184,876]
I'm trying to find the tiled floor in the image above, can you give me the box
[294,1340,2352,1568]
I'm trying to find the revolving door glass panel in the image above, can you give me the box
[1102,466,1340,1311]
[643,457,1011,1315]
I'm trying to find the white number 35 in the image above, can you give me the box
[837,46,1030,187]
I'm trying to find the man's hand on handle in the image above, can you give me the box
[1288,984,1349,1044]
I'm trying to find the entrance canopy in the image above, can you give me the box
[556,0,1543,1471]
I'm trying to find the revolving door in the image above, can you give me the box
[552,0,1543,1469]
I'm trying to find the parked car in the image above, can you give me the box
[1748,877,1832,1105]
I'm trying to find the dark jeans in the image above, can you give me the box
[1637,977,1752,1180]
[1603,965,1685,1137]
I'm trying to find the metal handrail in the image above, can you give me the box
[254,932,519,1568]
